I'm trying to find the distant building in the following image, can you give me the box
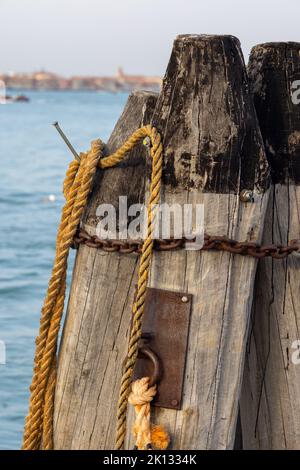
[116,67,161,91]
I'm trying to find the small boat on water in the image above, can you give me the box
[4,94,30,103]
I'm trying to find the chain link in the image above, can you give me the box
[72,230,300,259]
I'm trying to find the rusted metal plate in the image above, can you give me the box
[133,287,192,410]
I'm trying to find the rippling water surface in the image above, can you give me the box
[0,90,128,449]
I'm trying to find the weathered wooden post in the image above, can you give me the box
[54,35,270,450]
[240,42,300,450]
[54,90,158,448]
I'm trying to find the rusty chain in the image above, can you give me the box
[72,229,300,259]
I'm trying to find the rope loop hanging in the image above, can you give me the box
[22,126,163,451]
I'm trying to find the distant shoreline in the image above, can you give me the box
[0,68,161,93]
[5,88,135,93]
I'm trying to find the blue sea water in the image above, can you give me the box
[0,90,128,449]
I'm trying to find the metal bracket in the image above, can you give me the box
[133,287,192,410]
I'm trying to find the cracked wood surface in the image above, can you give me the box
[240,42,300,449]
[54,35,269,450]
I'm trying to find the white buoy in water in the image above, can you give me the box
[43,194,56,203]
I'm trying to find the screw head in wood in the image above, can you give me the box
[239,189,254,203]
[171,399,178,406]
[181,296,189,303]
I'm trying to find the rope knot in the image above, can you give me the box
[128,377,156,406]
[91,138,105,154]
[128,378,170,451]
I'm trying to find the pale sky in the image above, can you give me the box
[1,0,299,76]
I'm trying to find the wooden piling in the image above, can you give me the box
[54,35,270,450]
[53,90,158,448]
[136,34,270,450]
[240,42,300,450]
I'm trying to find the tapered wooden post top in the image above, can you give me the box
[248,42,300,184]
[151,34,269,195]
[241,43,300,450]
[84,91,157,228]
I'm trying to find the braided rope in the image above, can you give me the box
[22,126,163,450]
[22,141,104,449]
[115,126,162,449]
[42,357,57,450]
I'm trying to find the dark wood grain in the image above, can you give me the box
[248,42,300,184]
[151,34,269,193]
